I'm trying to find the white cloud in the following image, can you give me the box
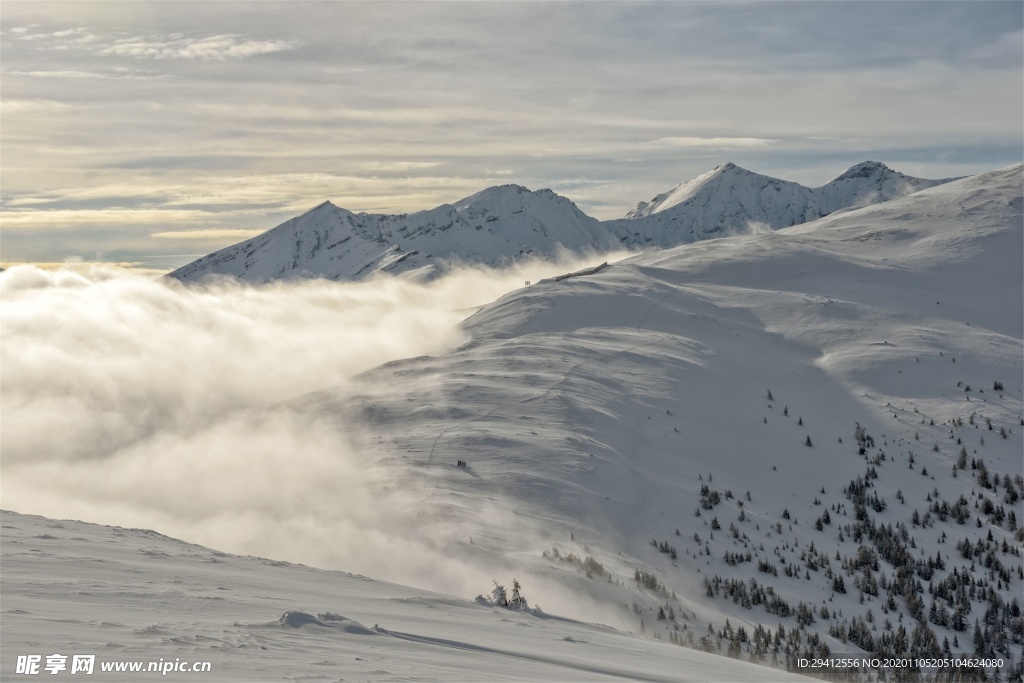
[651,136,780,148]
[357,161,445,172]
[0,254,620,594]
[4,69,178,80]
[1,208,214,228]
[96,33,297,60]
[5,69,107,79]
[151,229,266,240]
[0,98,70,113]
[5,187,165,207]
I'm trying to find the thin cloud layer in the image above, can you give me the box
[96,33,297,61]
[151,229,267,240]
[652,137,780,149]
[6,24,295,60]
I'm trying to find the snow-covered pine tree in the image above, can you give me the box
[491,581,508,607]
[509,578,528,610]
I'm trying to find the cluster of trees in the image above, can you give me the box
[722,550,751,566]
[650,538,678,560]
[541,546,607,579]
[702,575,798,617]
[634,568,670,598]
[692,414,1022,678]
[699,484,722,510]
[489,579,528,610]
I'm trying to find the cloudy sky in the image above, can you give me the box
[2,1,1021,272]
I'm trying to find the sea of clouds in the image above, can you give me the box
[1,253,631,613]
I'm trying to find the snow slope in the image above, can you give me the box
[300,164,1023,675]
[168,185,622,283]
[0,510,809,682]
[168,163,953,284]
[617,161,955,246]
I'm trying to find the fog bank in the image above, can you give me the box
[1,253,629,605]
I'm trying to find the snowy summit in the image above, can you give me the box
[168,162,955,284]
[168,184,618,283]
[619,161,955,244]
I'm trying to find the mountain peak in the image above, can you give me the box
[623,162,761,218]
[301,200,340,216]
[452,183,531,208]
[835,161,894,181]
[449,184,583,216]
[621,160,952,230]
[712,162,760,176]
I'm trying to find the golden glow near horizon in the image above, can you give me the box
[1,2,1021,272]
[0,260,172,278]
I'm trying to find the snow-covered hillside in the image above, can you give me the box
[1,510,810,682]
[168,162,953,284]
[168,185,621,283]
[299,164,1023,677]
[617,161,955,246]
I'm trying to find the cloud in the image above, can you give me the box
[96,33,297,60]
[4,69,179,80]
[0,260,169,279]
[357,161,445,172]
[0,208,215,228]
[5,25,294,62]
[651,136,780,149]
[4,69,109,79]
[0,252,625,598]
[150,229,266,240]
[0,98,70,113]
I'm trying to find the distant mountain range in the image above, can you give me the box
[168,161,956,283]
[618,160,954,246]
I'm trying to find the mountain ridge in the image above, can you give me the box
[616,161,957,246]
[168,162,958,283]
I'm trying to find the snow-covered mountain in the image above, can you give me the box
[8,164,1019,681]
[617,161,956,246]
[168,162,954,284]
[297,164,1023,675]
[168,185,621,283]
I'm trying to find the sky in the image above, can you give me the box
[2,1,1021,273]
